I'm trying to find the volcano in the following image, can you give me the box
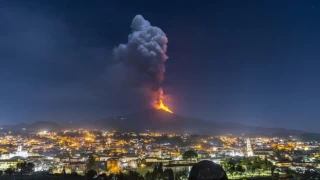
[2,109,320,139]
[95,109,239,134]
[93,109,308,136]
[95,109,190,132]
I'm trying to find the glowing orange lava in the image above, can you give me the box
[157,99,173,113]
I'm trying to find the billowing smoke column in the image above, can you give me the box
[113,15,172,112]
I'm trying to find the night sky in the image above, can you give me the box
[1,0,320,132]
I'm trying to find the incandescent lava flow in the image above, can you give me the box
[154,88,173,113]
[156,99,173,113]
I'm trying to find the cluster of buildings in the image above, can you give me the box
[0,128,319,177]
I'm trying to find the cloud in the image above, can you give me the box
[108,15,169,109]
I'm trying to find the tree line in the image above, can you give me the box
[0,161,35,176]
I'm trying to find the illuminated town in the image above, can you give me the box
[0,128,319,179]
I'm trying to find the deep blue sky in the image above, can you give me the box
[1,0,319,132]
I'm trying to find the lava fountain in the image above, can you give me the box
[154,88,173,113]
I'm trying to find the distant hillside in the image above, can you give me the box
[28,121,61,131]
[0,121,61,133]
[93,109,317,139]
[1,110,319,140]
[95,108,189,132]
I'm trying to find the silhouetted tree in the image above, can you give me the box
[174,169,188,180]
[87,155,96,170]
[27,162,35,172]
[163,168,174,180]
[86,169,97,179]
[97,173,107,180]
[107,173,117,180]
[240,157,249,166]
[260,163,267,170]
[17,161,26,175]
[285,168,295,176]
[44,166,54,175]
[150,163,165,179]
[5,167,15,176]
[157,163,163,173]
[71,171,78,176]
[229,166,235,178]
[17,161,35,173]
[122,170,144,180]
[271,165,276,176]
[235,164,244,173]
[221,159,231,172]
[182,150,198,162]
[145,171,152,180]
[302,170,319,179]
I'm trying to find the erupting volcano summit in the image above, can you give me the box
[113,15,173,113]
[156,99,173,113]
[154,88,173,113]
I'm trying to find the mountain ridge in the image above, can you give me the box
[0,121,61,132]
[1,109,318,140]
[93,109,306,136]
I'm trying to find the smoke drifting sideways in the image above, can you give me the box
[111,15,170,110]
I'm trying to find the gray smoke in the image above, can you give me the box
[112,15,169,107]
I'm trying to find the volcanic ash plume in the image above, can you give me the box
[113,15,172,113]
